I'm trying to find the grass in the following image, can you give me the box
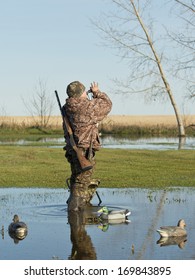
[0,126,62,140]
[0,146,195,188]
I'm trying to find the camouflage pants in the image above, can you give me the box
[65,148,97,211]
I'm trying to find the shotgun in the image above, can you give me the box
[55,90,93,172]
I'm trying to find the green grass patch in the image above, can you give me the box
[0,146,194,188]
[0,126,62,141]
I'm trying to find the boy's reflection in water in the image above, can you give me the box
[68,209,100,260]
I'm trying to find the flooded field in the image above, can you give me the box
[101,136,195,150]
[0,133,194,259]
[0,136,195,150]
[0,187,195,260]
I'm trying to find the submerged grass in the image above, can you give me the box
[0,146,194,188]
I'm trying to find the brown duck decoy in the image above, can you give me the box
[156,219,187,238]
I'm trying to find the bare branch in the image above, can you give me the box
[174,0,195,12]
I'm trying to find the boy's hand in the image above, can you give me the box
[90,82,99,97]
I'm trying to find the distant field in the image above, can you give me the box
[1,115,195,128]
[103,115,195,128]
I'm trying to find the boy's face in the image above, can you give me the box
[80,90,88,99]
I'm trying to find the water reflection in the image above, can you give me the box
[0,226,4,240]
[67,206,130,260]
[68,210,98,260]
[156,236,187,249]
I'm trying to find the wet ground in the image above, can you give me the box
[0,187,195,260]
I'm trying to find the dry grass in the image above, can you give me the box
[103,115,195,128]
[0,116,62,128]
[1,115,195,128]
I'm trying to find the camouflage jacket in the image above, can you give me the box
[63,91,112,151]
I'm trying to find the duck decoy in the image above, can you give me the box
[156,219,187,238]
[97,206,131,222]
[8,214,28,241]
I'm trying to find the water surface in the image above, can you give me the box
[0,136,194,150]
[0,187,194,260]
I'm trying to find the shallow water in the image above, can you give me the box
[0,187,195,260]
[101,136,195,150]
[0,136,195,150]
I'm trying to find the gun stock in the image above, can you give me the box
[55,90,93,172]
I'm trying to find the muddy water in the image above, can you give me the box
[0,187,195,260]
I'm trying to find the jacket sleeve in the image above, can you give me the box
[92,91,112,121]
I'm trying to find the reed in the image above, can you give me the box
[1,115,195,137]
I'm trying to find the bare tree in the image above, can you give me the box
[93,0,186,136]
[23,79,54,128]
[171,0,195,101]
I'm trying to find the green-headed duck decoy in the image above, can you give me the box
[98,206,131,222]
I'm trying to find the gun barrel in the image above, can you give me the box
[55,90,63,115]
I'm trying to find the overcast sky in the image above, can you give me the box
[0,0,194,116]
